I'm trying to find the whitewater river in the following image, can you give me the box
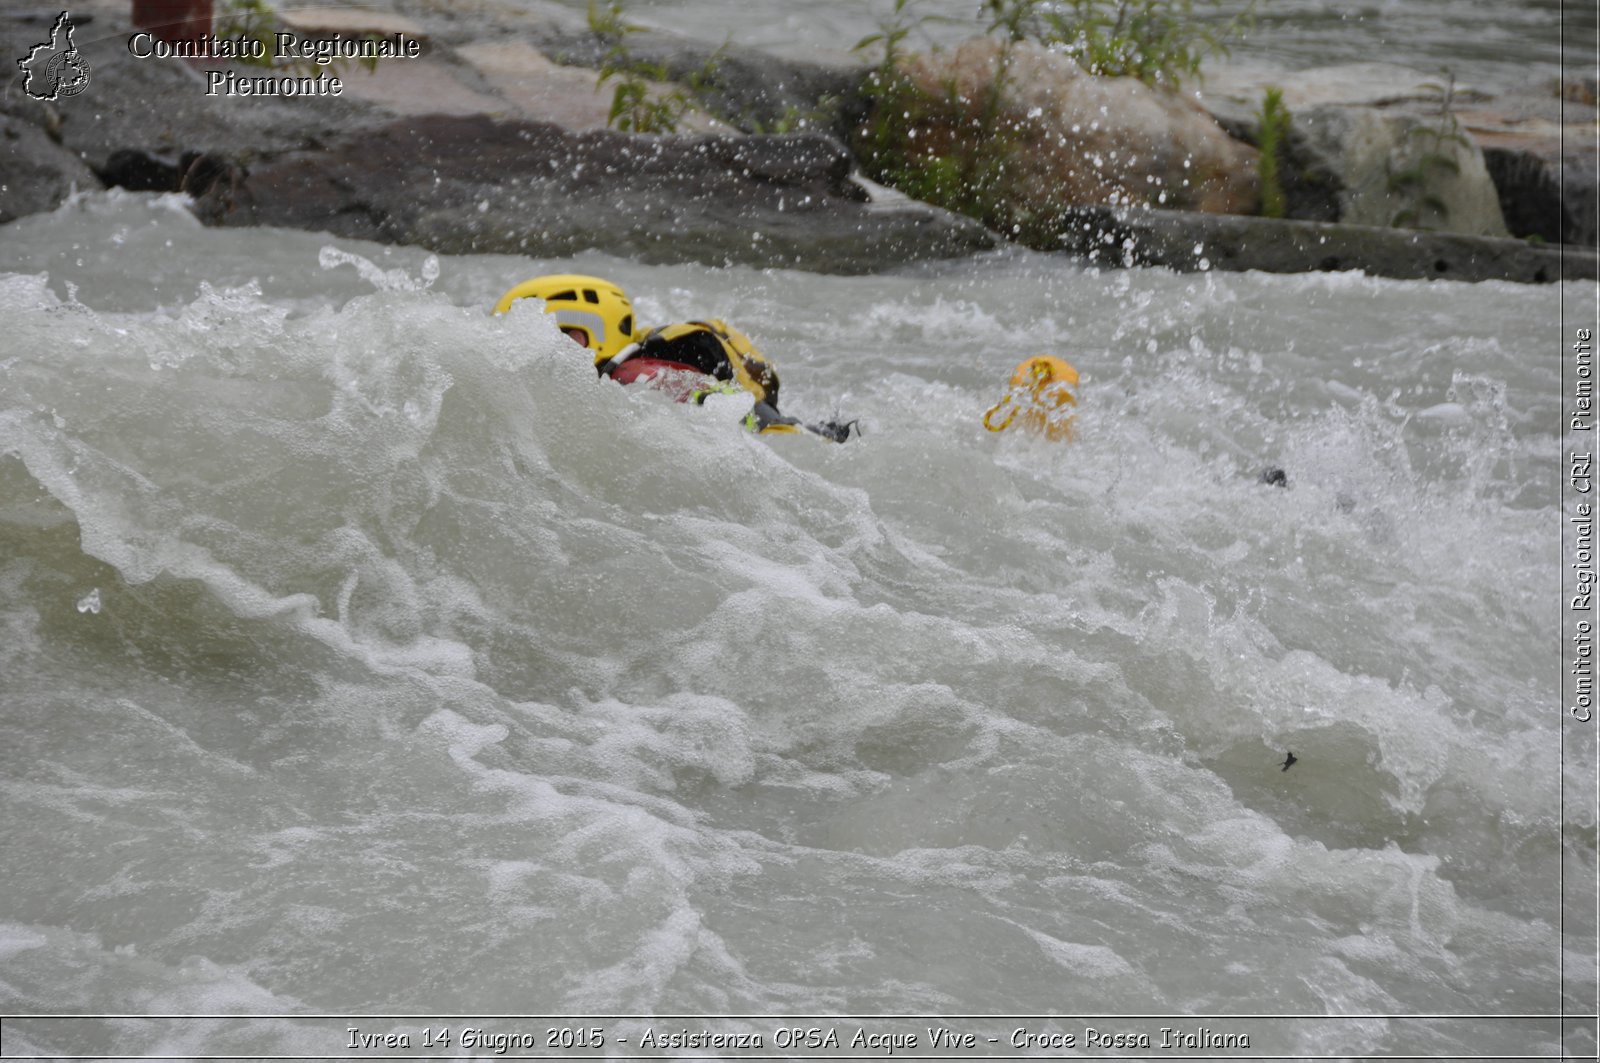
[0,188,1594,1058]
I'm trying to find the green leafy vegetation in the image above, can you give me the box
[589,0,843,135]
[738,98,842,135]
[1256,86,1289,218]
[850,0,1261,241]
[589,0,686,132]
[1389,69,1471,230]
[979,0,1255,87]
[851,0,927,175]
[852,0,1028,231]
[588,0,734,134]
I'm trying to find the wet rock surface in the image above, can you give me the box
[195,115,996,272]
[1195,62,1596,251]
[1483,145,1596,249]
[0,9,992,273]
[1058,205,1595,284]
[1289,106,1507,237]
[0,6,1591,282]
[0,112,100,223]
[2,15,382,168]
[895,38,1261,217]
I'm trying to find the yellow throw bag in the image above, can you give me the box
[983,355,1079,442]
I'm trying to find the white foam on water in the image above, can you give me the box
[0,195,1587,1050]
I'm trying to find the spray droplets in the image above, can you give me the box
[318,246,440,293]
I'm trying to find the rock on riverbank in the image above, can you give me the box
[1,4,1593,282]
[1059,204,1580,284]
[1195,61,1597,249]
[194,114,994,272]
[889,38,1261,219]
[0,5,991,273]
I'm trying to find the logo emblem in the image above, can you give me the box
[17,12,92,101]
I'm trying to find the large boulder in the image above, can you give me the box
[0,9,383,180]
[1193,62,1465,129]
[0,113,102,223]
[196,115,996,273]
[1460,89,1598,248]
[874,37,1258,240]
[1482,142,1597,249]
[0,9,989,271]
[1055,205,1593,284]
[1192,63,1519,239]
[1291,106,1508,237]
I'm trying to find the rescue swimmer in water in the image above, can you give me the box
[494,274,854,442]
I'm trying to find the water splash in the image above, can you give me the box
[0,202,1577,1038]
[318,246,440,293]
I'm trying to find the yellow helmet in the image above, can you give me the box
[493,274,637,364]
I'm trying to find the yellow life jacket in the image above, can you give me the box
[604,320,853,441]
[609,319,782,408]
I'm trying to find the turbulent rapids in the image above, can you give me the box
[0,192,1591,1057]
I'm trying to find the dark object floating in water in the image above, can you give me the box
[812,417,860,443]
[1259,467,1289,488]
[1281,750,1297,772]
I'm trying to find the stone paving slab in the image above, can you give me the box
[277,7,430,41]
[332,58,511,116]
[455,40,732,132]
